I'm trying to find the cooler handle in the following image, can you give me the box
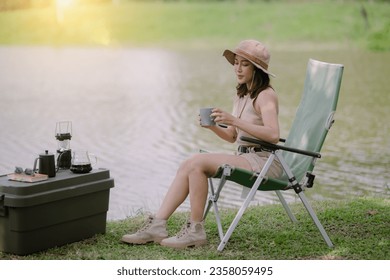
[0,194,7,217]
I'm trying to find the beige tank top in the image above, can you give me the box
[232,94,263,146]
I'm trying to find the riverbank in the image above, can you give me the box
[1,196,388,260]
[0,0,389,51]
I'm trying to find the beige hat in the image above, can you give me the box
[223,39,275,77]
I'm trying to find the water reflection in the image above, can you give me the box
[0,47,389,220]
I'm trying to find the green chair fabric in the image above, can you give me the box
[281,59,344,182]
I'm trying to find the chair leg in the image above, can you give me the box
[211,197,224,241]
[216,154,276,251]
[275,150,333,248]
[203,178,224,240]
[204,165,232,242]
[203,178,215,219]
[298,192,334,248]
[275,190,298,223]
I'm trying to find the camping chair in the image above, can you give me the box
[203,59,344,251]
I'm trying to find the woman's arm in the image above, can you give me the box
[207,124,237,143]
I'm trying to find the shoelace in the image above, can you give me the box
[175,222,191,239]
[137,216,153,232]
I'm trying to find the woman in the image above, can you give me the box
[121,39,283,249]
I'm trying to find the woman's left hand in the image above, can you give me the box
[211,108,236,126]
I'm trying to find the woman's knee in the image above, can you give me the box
[178,154,208,175]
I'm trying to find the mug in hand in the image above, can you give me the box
[200,107,216,126]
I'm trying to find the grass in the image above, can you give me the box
[0,0,389,51]
[1,196,389,260]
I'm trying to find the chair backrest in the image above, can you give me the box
[281,59,344,182]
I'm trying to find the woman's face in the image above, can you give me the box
[234,55,255,86]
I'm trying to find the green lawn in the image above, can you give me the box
[1,196,389,260]
[0,0,389,50]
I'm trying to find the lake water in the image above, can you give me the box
[0,46,389,220]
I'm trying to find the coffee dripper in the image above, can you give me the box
[55,121,72,169]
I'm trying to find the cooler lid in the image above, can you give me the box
[0,168,114,207]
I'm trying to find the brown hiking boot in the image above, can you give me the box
[160,220,207,249]
[121,215,168,244]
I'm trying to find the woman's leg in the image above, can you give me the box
[156,153,252,222]
[122,152,253,246]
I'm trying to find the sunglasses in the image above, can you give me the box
[14,166,35,176]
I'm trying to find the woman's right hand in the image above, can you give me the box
[211,108,237,127]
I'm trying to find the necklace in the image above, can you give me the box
[237,94,250,119]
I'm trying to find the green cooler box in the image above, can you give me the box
[0,168,114,255]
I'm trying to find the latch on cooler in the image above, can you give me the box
[0,194,7,217]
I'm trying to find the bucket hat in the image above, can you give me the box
[223,39,275,77]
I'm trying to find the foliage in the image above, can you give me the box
[0,0,389,51]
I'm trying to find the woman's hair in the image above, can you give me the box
[236,67,271,99]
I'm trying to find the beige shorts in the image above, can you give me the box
[239,151,283,178]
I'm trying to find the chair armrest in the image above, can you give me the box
[240,136,321,158]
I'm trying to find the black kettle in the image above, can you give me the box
[33,150,56,177]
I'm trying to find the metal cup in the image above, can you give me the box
[200,107,216,126]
